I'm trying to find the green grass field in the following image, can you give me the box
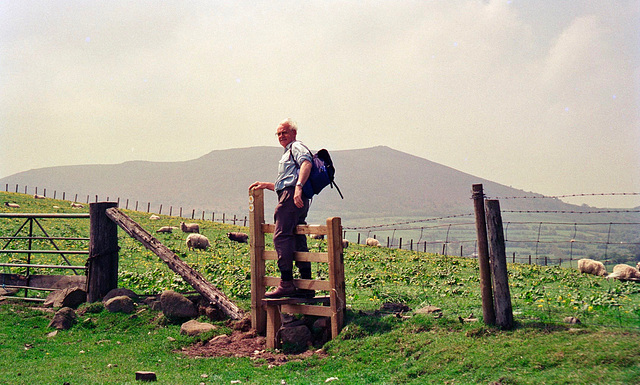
[2,191,640,384]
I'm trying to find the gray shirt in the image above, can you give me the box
[274,141,312,192]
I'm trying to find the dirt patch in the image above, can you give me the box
[178,317,328,366]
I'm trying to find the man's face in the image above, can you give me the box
[276,125,296,148]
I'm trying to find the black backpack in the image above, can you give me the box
[291,145,344,200]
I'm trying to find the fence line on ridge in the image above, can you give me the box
[4,183,249,227]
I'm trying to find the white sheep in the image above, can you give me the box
[366,237,381,247]
[70,202,84,208]
[577,258,607,277]
[309,234,325,240]
[156,226,177,233]
[4,202,20,208]
[608,264,640,280]
[186,233,210,251]
[180,221,200,233]
[149,214,160,220]
[33,194,45,199]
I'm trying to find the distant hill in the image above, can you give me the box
[0,146,608,224]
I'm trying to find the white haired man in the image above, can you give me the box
[249,118,314,298]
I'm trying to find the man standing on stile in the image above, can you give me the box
[249,118,315,298]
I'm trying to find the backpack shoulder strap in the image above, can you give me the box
[331,180,344,199]
[289,142,312,169]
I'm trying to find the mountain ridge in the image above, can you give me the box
[0,146,610,224]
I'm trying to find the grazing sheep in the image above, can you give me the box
[149,214,160,220]
[33,194,45,199]
[4,202,20,208]
[186,233,210,251]
[70,202,84,208]
[156,226,176,233]
[608,264,640,280]
[366,237,381,247]
[577,258,607,277]
[309,234,325,240]
[227,232,249,243]
[180,222,200,233]
[342,239,349,249]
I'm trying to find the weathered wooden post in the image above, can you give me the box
[327,216,346,337]
[249,188,266,333]
[485,199,514,329]
[473,184,496,326]
[86,202,119,302]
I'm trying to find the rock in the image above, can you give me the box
[48,307,77,330]
[103,288,139,303]
[44,287,86,309]
[104,296,136,314]
[380,302,411,314]
[180,320,217,336]
[135,371,157,381]
[280,325,312,353]
[160,290,198,323]
[564,316,581,325]
[142,296,162,311]
[209,334,231,345]
[415,305,442,314]
[312,317,331,346]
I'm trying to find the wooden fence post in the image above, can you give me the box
[473,184,496,326]
[249,188,266,333]
[86,202,119,302]
[485,199,514,330]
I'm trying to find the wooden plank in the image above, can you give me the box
[263,250,329,263]
[105,207,244,320]
[261,296,330,306]
[261,224,328,235]
[263,276,332,291]
[281,304,333,317]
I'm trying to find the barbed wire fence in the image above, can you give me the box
[344,193,640,267]
[5,183,640,266]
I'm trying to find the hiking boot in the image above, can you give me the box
[265,280,297,298]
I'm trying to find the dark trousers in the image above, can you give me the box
[274,187,311,280]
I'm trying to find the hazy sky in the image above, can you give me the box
[1,1,639,208]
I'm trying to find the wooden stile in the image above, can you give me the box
[249,188,346,349]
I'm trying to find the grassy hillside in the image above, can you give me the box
[2,191,640,384]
